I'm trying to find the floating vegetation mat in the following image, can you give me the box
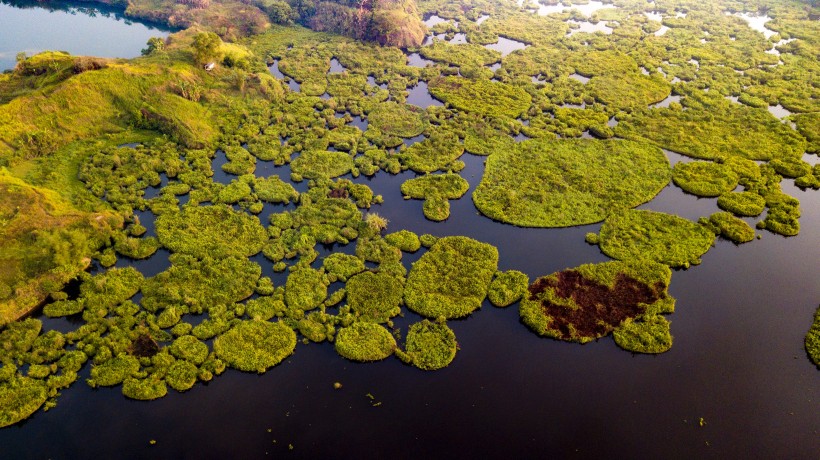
[473,139,670,227]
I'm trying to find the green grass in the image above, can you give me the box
[398,131,465,174]
[488,270,529,307]
[213,320,296,373]
[367,102,427,138]
[672,161,739,197]
[290,150,354,181]
[405,236,498,319]
[613,315,673,354]
[334,322,396,362]
[346,272,403,323]
[591,209,715,268]
[717,191,766,217]
[155,205,268,259]
[400,320,457,370]
[0,376,48,428]
[701,212,756,244]
[473,139,670,227]
[400,173,469,221]
[428,76,531,119]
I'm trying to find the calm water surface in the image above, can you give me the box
[1,3,819,459]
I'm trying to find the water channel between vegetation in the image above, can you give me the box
[0,1,818,458]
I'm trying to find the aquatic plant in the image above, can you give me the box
[346,272,403,323]
[284,266,328,311]
[428,76,531,119]
[717,191,766,217]
[613,315,673,354]
[591,209,715,268]
[672,161,739,197]
[520,260,673,344]
[155,205,268,259]
[474,139,670,227]
[290,150,354,180]
[384,230,421,253]
[701,212,756,244]
[0,376,48,428]
[169,335,209,366]
[122,377,168,401]
[398,130,465,174]
[213,320,296,373]
[334,322,396,362]
[806,306,820,369]
[367,102,427,138]
[405,236,498,319]
[400,320,457,370]
[487,270,529,307]
[400,173,469,221]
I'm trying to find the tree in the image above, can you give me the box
[191,32,223,66]
[141,37,166,56]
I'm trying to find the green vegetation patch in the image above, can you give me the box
[384,230,421,253]
[613,315,673,354]
[166,360,198,392]
[290,150,354,181]
[700,212,756,244]
[322,253,366,282]
[254,176,298,204]
[592,210,715,269]
[401,173,469,221]
[588,74,670,110]
[398,131,465,174]
[122,377,167,401]
[672,161,739,198]
[334,322,396,362]
[419,41,500,68]
[428,77,531,119]
[284,267,328,311]
[169,335,209,366]
[717,192,766,217]
[405,236,499,319]
[346,272,403,323]
[402,320,457,371]
[806,306,820,368]
[520,260,673,344]
[473,139,670,227]
[367,102,427,138]
[156,205,268,258]
[488,270,529,307]
[0,376,48,428]
[88,354,140,387]
[214,320,296,373]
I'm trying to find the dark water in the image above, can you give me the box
[2,5,819,459]
[0,0,173,71]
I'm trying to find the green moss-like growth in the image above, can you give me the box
[701,212,755,244]
[169,335,209,366]
[284,266,328,311]
[254,176,299,204]
[141,256,260,314]
[399,131,465,174]
[488,270,529,307]
[429,76,531,119]
[334,322,396,362]
[594,210,715,268]
[405,236,499,319]
[213,320,296,373]
[0,376,48,428]
[156,205,268,258]
[166,360,198,392]
[403,320,457,371]
[401,173,468,221]
[122,377,167,401]
[805,306,820,368]
[717,191,766,217]
[419,41,500,68]
[88,354,140,387]
[384,230,421,253]
[520,260,673,344]
[588,74,670,110]
[346,272,403,323]
[613,315,673,354]
[474,139,670,227]
[762,193,801,237]
[322,253,366,282]
[245,296,286,321]
[290,150,354,181]
[367,102,427,138]
[672,161,739,198]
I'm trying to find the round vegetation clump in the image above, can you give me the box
[367,102,427,138]
[672,161,739,197]
[213,320,297,373]
[290,150,354,180]
[0,376,48,428]
[166,360,199,392]
[169,335,209,365]
[401,173,468,220]
[156,205,268,259]
[488,270,529,307]
[334,322,396,362]
[473,139,670,227]
[384,230,421,253]
[322,253,366,282]
[405,236,499,319]
[613,315,673,354]
[594,209,715,268]
[122,377,167,401]
[428,76,532,119]
[805,305,820,368]
[701,212,756,244]
[346,272,403,323]
[403,320,457,370]
[520,260,674,344]
[717,191,766,217]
